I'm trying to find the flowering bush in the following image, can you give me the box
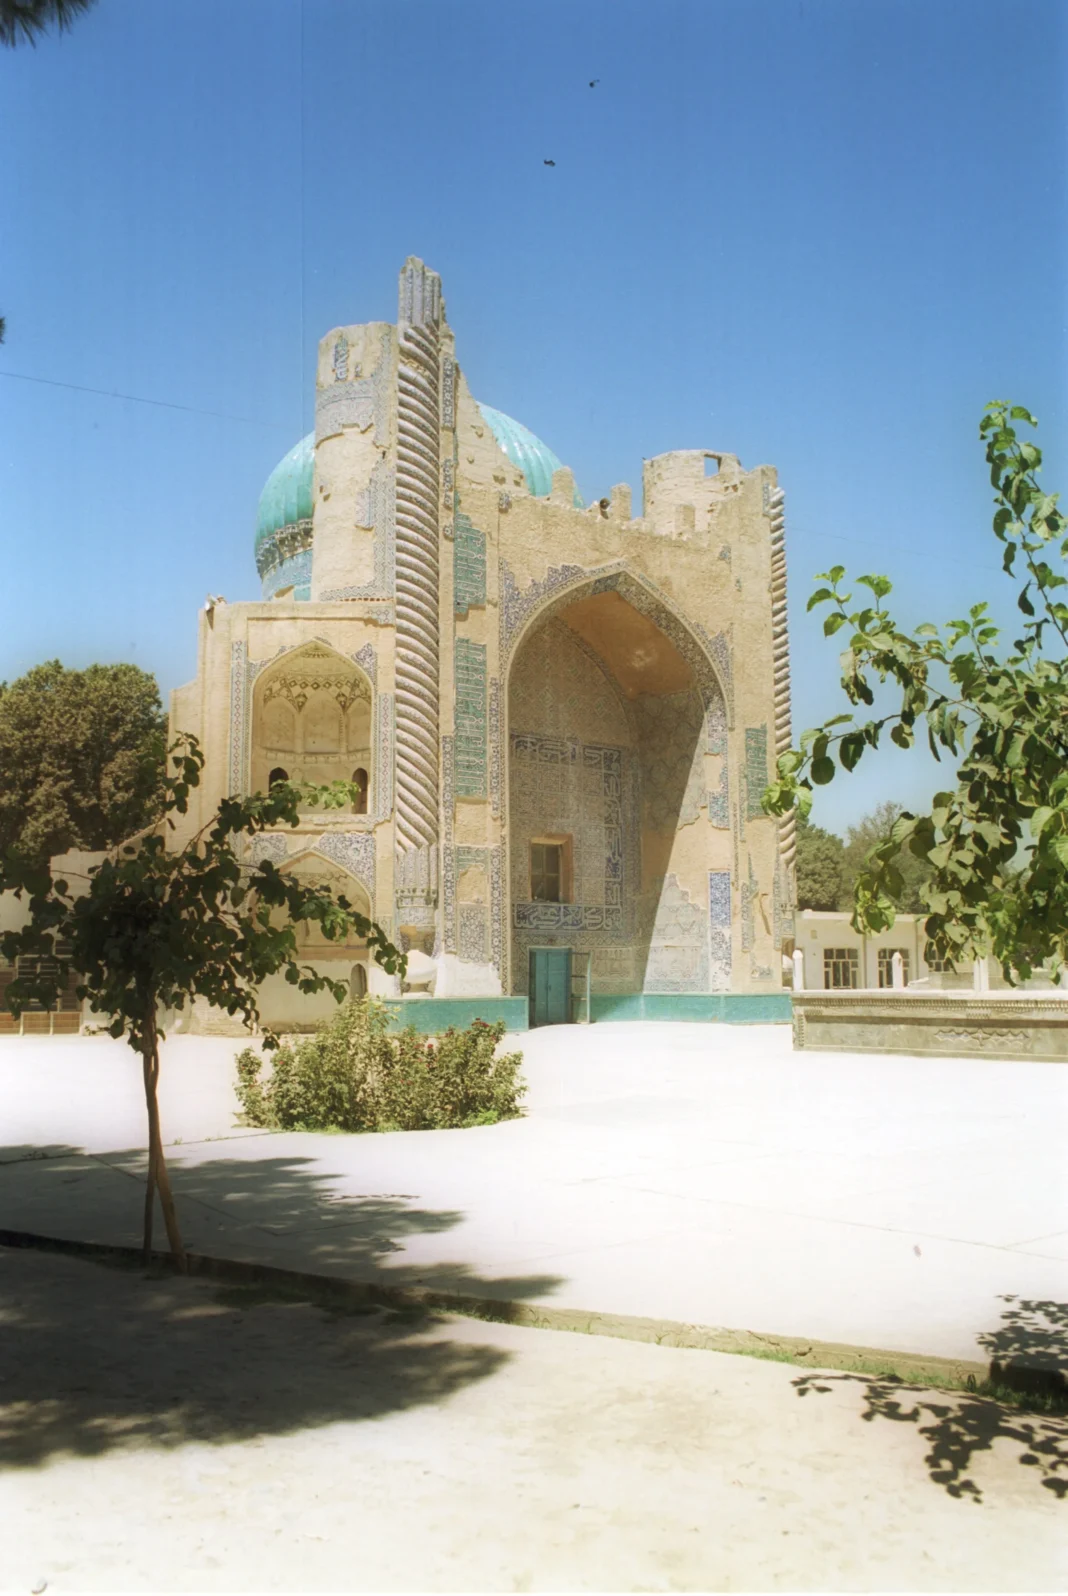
[235,999,525,1132]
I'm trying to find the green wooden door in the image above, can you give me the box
[529,948,572,1028]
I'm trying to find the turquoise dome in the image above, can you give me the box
[255,432,315,600]
[478,404,584,507]
[255,432,314,554]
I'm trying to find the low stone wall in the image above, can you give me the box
[792,990,1068,1063]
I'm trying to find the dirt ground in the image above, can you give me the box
[0,1247,1064,1593]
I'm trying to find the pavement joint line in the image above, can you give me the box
[0,1225,993,1389]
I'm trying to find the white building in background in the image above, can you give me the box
[791,909,1062,993]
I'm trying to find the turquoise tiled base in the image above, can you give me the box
[384,997,530,1034]
[383,993,792,1035]
[587,993,792,1024]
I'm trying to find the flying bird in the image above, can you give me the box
[589,78,600,87]
[543,158,556,166]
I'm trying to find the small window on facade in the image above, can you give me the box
[531,841,564,903]
[878,948,910,987]
[824,947,859,989]
[352,767,369,814]
[268,766,289,789]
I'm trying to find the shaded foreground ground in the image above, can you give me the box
[0,1024,1065,1364]
[1,1247,1065,1594]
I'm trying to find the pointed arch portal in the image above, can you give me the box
[505,573,732,1000]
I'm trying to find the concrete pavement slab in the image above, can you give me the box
[0,1022,1065,1367]
[2,1247,1064,1593]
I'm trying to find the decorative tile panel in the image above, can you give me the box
[315,379,376,441]
[441,734,455,954]
[454,639,487,798]
[744,725,769,820]
[441,356,455,429]
[246,832,290,866]
[228,641,249,796]
[489,844,504,978]
[453,509,487,615]
[261,548,313,602]
[488,677,502,818]
[709,870,732,991]
[373,692,394,822]
[741,853,757,952]
[353,642,377,685]
[314,831,376,895]
[257,519,314,582]
[458,904,487,962]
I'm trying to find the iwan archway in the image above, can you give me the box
[505,574,733,1007]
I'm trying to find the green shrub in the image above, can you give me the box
[235,999,525,1133]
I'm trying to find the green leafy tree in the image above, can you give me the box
[840,801,932,913]
[0,736,405,1268]
[0,660,167,867]
[0,0,95,47]
[765,403,1068,982]
[794,812,846,910]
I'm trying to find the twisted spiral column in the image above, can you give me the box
[394,317,442,855]
[769,486,796,876]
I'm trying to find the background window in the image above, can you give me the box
[878,948,910,987]
[531,841,564,903]
[824,947,859,989]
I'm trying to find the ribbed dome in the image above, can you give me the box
[478,404,584,507]
[255,433,315,600]
[255,432,314,553]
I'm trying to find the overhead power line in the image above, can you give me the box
[0,367,283,428]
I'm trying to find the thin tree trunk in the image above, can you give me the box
[141,1005,187,1272]
[141,1046,157,1265]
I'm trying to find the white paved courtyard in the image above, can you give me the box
[1,1022,1065,1364]
[2,1245,1064,1594]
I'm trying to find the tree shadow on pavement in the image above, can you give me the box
[0,1141,564,1470]
[0,1141,562,1301]
[792,1297,1068,1503]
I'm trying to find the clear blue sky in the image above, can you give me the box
[1,0,1064,833]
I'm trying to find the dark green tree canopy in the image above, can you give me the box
[765,403,1068,981]
[794,813,845,911]
[0,659,166,866]
[841,801,931,914]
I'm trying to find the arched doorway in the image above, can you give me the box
[507,584,731,1004]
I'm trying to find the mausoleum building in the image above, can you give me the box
[170,258,796,1029]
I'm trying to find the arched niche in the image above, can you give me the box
[506,584,730,1000]
[251,642,372,810]
[275,852,373,958]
